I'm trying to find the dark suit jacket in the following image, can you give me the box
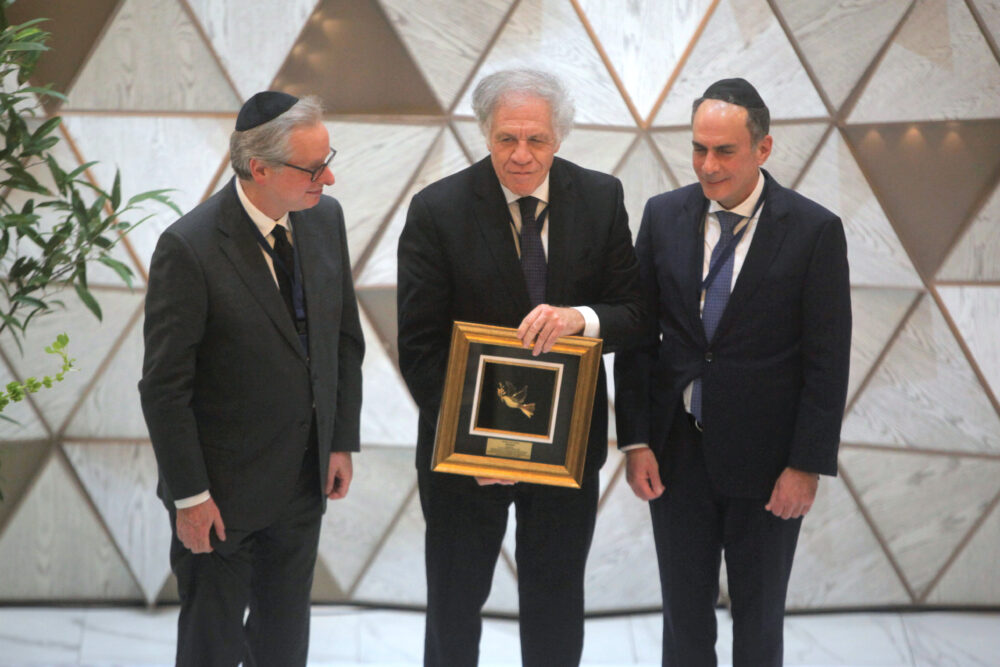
[139,179,364,530]
[397,156,644,474]
[615,170,851,498]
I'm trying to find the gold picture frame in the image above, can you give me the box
[432,321,603,488]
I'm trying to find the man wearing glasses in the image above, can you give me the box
[140,91,364,667]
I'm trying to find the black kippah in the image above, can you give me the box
[235,91,298,131]
[701,78,766,110]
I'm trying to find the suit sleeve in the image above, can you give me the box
[587,178,645,353]
[139,230,211,501]
[332,210,365,452]
[613,197,660,448]
[788,215,852,475]
[397,191,453,418]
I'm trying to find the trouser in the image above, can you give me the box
[170,442,322,667]
[418,468,600,667]
[650,413,801,667]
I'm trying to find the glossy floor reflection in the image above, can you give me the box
[0,606,998,666]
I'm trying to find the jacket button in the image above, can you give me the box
[705,352,714,362]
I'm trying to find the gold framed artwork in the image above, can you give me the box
[431,321,603,488]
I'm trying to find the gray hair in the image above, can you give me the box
[230,95,325,179]
[472,69,575,143]
[691,96,770,145]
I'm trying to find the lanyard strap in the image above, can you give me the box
[700,184,767,293]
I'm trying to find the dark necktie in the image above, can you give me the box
[518,196,547,307]
[691,210,742,424]
[271,224,296,322]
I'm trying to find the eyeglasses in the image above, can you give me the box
[277,147,336,182]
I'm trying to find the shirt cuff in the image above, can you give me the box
[619,443,650,452]
[573,306,600,338]
[174,491,211,509]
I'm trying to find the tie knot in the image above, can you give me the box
[518,196,538,222]
[271,224,289,242]
[716,211,741,236]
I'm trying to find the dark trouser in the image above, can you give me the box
[170,445,322,667]
[418,468,599,667]
[650,414,801,667]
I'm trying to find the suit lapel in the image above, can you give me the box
[679,189,709,343]
[472,159,532,313]
[216,184,306,359]
[713,172,790,339]
[544,160,575,304]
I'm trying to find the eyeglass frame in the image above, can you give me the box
[276,147,337,182]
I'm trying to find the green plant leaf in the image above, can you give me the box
[74,282,102,320]
[97,256,134,286]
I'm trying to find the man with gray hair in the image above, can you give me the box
[398,69,643,666]
[140,91,364,666]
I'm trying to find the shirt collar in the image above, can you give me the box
[708,170,765,218]
[234,178,290,237]
[500,173,550,206]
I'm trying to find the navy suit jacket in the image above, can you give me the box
[397,156,644,474]
[140,179,364,530]
[614,170,851,498]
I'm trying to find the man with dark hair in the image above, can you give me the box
[397,68,643,666]
[140,91,364,666]
[614,77,851,666]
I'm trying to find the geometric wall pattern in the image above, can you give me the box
[2,0,999,613]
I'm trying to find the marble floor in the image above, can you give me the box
[0,606,998,666]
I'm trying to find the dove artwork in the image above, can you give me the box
[496,380,535,418]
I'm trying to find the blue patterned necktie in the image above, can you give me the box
[691,210,742,424]
[518,196,547,307]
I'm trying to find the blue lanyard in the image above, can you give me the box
[700,184,767,293]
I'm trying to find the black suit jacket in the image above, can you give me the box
[615,170,851,497]
[397,156,644,474]
[139,179,364,530]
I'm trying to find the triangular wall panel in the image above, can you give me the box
[185,0,318,100]
[850,0,1000,122]
[797,130,922,287]
[1,288,145,437]
[839,448,1000,599]
[616,137,675,242]
[272,0,442,115]
[937,286,1000,400]
[972,0,1000,43]
[585,473,662,612]
[322,122,440,263]
[63,442,171,604]
[5,0,121,112]
[926,496,1000,604]
[937,182,1000,281]
[65,308,147,439]
[842,295,1000,453]
[356,308,418,447]
[843,120,1000,280]
[61,115,233,272]
[378,0,515,110]
[454,0,635,127]
[787,473,910,608]
[357,129,472,288]
[0,455,142,599]
[847,288,921,403]
[575,0,715,121]
[773,0,911,112]
[316,446,415,594]
[653,0,827,126]
[351,492,427,605]
[65,0,240,111]
[0,441,51,532]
